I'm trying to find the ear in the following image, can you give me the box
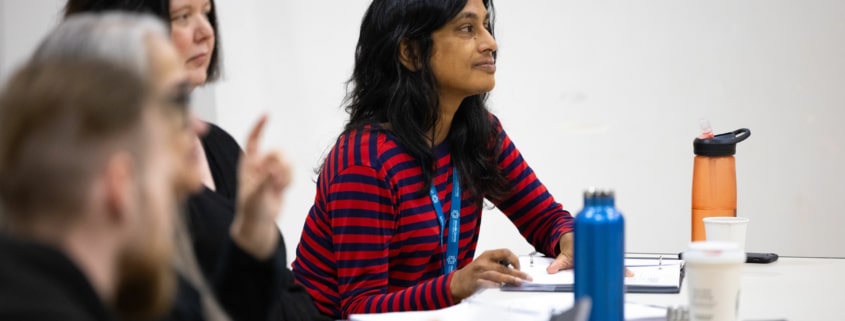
[399,38,422,71]
[103,152,136,226]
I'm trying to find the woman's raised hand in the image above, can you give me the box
[230,115,292,260]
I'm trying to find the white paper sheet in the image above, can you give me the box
[515,256,683,290]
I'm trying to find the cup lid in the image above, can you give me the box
[702,216,750,224]
[683,241,746,264]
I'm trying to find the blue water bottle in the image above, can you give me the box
[574,189,625,321]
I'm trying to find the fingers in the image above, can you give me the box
[477,249,531,283]
[482,248,518,263]
[502,250,521,271]
[492,262,531,282]
[559,232,574,257]
[239,114,291,192]
[451,249,536,301]
[479,270,526,286]
[625,268,635,278]
[546,254,573,274]
[548,232,575,274]
[262,151,292,191]
[546,257,563,274]
[476,279,500,289]
[244,114,269,156]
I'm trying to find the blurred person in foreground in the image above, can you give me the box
[0,41,187,321]
[0,12,290,321]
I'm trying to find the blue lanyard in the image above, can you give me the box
[429,168,461,275]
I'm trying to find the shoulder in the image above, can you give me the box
[320,124,414,190]
[199,122,242,186]
[482,111,510,146]
[201,121,242,154]
[196,121,241,196]
[487,111,505,133]
[485,112,519,159]
[0,305,105,321]
[329,124,407,170]
[0,238,111,321]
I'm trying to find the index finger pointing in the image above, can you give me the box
[245,114,268,155]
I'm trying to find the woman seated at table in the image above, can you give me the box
[292,0,575,318]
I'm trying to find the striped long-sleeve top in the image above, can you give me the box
[292,114,573,319]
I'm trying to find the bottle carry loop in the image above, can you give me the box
[693,128,751,156]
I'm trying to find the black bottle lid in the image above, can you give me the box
[693,128,751,156]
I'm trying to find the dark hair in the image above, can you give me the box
[0,59,150,222]
[344,0,506,199]
[63,0,222,82]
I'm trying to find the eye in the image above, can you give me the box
[171,12,190,24]
[459,24,474,33]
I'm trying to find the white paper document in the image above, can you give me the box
[503,256,683,293]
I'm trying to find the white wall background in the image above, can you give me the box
[1,0,63,79]
[2,0,843,261]
[0,1,4,72]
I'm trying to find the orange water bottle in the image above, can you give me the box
[691,122,750,241]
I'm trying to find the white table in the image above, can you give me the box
[473,256,845,321]
[351,256,845,321]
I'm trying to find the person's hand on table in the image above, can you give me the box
[230,115,292,260]
[450,249,532,302]
[546,232,574,274]
[544,232,635,277]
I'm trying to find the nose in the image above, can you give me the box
[194,14,214,44]
[479,27,498,54]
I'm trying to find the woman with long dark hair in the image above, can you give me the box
[293,0,575,318]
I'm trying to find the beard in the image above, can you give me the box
[112,230,175,321]
[112,190,178,321]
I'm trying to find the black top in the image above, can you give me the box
[187,122,241,282]
[171,123,327,321]
[0,234,114,321]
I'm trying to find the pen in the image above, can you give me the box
[529,250,538,267]
[499,259,511,268]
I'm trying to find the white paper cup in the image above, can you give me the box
[683,241,746,321]
[703,216,750,250]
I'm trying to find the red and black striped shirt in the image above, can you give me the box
[292,114,573,319]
